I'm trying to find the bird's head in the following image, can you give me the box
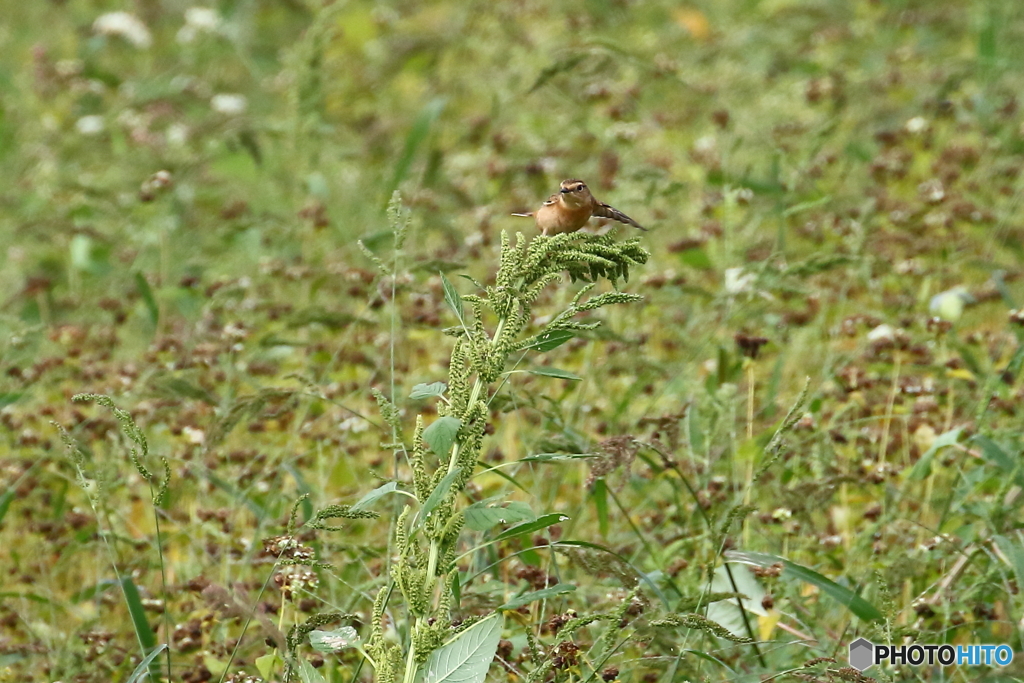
[559,179,592,207]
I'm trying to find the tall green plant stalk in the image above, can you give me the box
[54,395,173,682]
[340,219,648,683]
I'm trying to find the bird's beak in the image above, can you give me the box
[559,188,570,194]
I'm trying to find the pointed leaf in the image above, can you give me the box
[528,367,582,381]
[352,482,399,512]
[255,652,283,680]
[554,539,672,608]
[591,479,609,537]
[441,273,465,326]
[908,428,963,480]
[125,644,168,683]
[522,329,574,352]
[494,512,568,541]
[297,658,328,683]
[121,577,156,650]
[688,404,704,456]
[726,550,882,621]
[309,626,361,653]
[973,435,1021,483]
[423,416,461,456]
[134,272,159,327]
[520,453,595,463]
[411,382,448,399]
[500,584,576,610]
[452,571,461,607]
[464,500,535,531]
[993,534,1024,599]
[387,98,445,201]
[417,468,462,529]
[0,490,14,527]
[422,613,502,683]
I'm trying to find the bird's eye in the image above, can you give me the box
[575,185,585,192]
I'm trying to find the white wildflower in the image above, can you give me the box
[75,115,105,135]
[185,7,220,30]
[905,116,929,134]
[166,123,189,146]
[211,93,247,115]
[177,7,221,43]
[724,267,753,294]
[93,12,152,49]
[182,426,205,445]
[866,324,895,343]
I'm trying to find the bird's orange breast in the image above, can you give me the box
[534,203,593,235]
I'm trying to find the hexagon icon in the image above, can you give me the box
[848,638,874,671]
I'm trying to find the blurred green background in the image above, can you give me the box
[4,0,1024,681]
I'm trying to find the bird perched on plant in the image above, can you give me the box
[513,179,647,236]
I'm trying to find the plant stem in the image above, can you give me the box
[403,315,508,683]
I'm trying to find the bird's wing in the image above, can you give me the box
[513,193,560,217]
[594,202,647,231]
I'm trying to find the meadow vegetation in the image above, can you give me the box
[2,0,1024,681]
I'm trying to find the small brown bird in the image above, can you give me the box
[513,179,647,236]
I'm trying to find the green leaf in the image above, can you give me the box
[121,577,156,650]
[679,248,713,270]
[125,644,168,683]
[688,404,705,456]
[591,479,609,537]
[417,468,462,529]
[297,658,328,683]
[255,652,283,680]
[527,367,582,381]
[522,329,574,352]
[908,428,963,480]
[309,626,361,653]
[554,539,671,609]
[500,584,577,610]
[972,436,1016,474]
[351,482,399,512]
[528,54,586,93]
[520,453,595,463]
[0,490,14,527]
[410,382,448,399]
[422,613,502,683]
[440,273,465,327]
[423,416,461,455]
[726,550,883,622]
[1004,344,1024,381]
[679,649,735,673]
[0,393,23,409]
[452,571,461,607]
[464,500,535,531]
[151,376,219,405]
[134,272,159,328]
[386,98,445,202]
[993,534,1024,600]
[494,512,568,541]
[706,563,767,638]
[782,195,832,217]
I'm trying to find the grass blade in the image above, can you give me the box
[726,550,883,622]
[125,643,168,683]
[386,98,445,202]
